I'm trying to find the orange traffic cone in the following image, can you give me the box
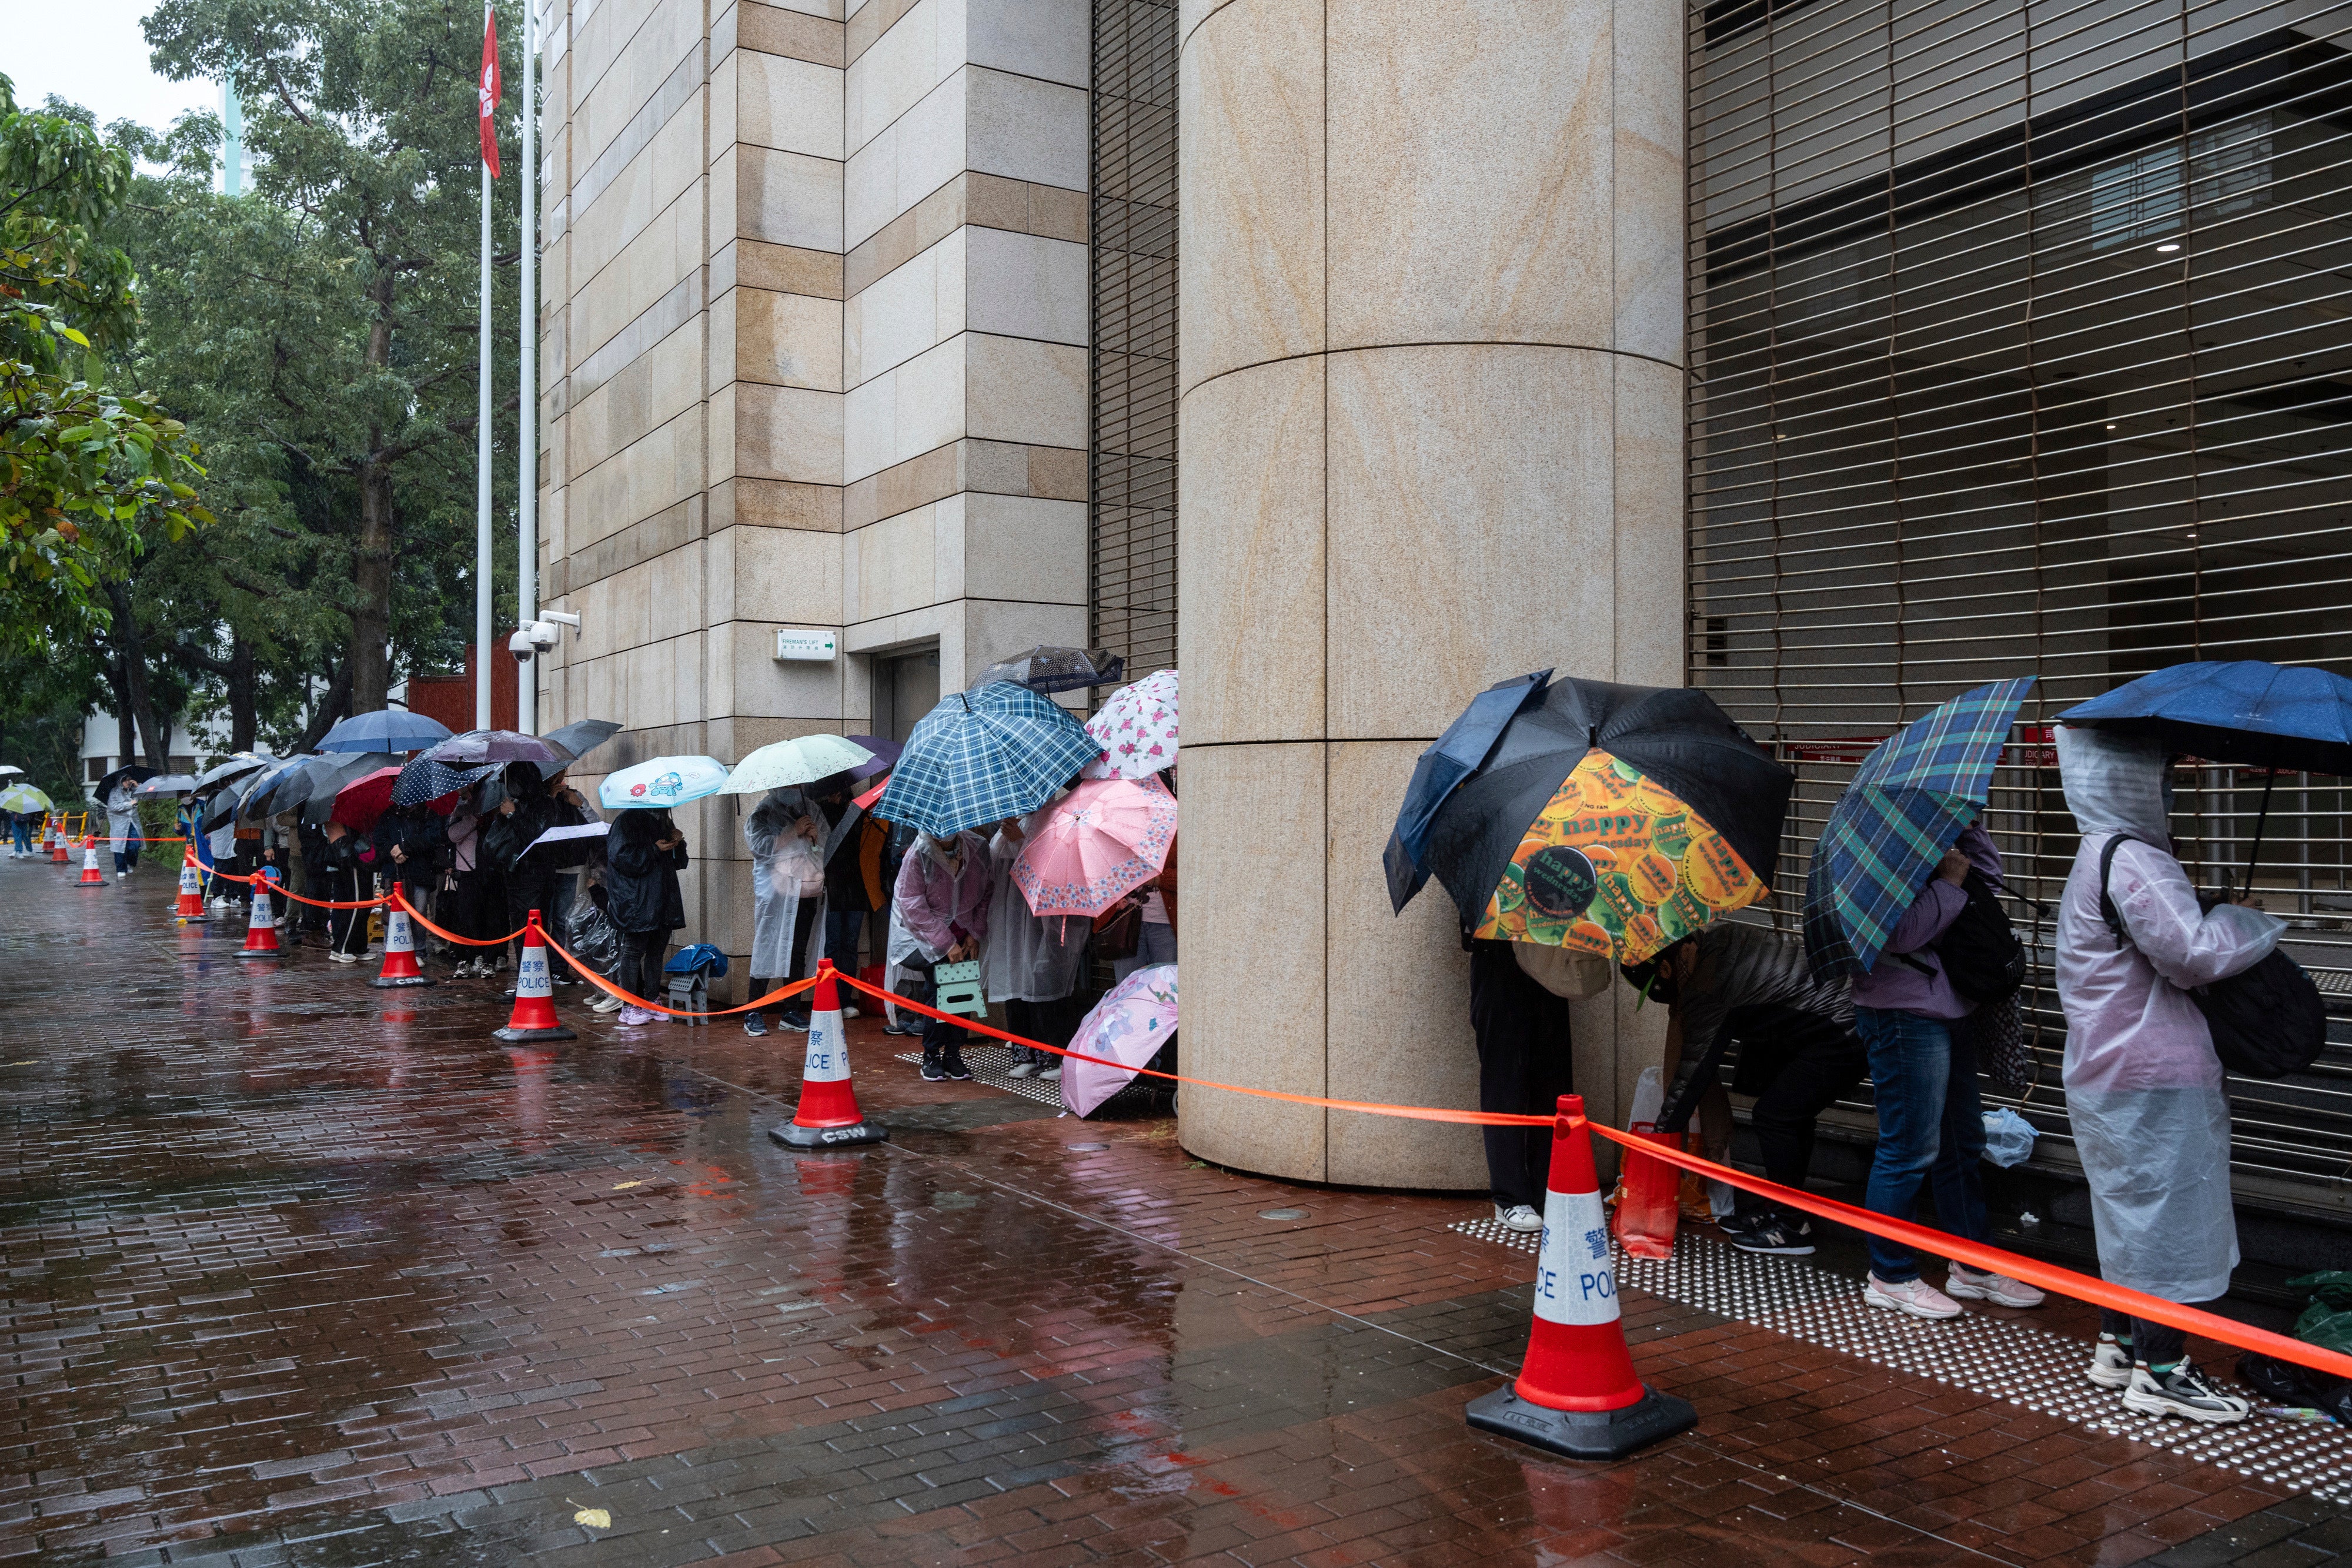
[77,836,105,887]
[493,911,575,1042]
[368,904,434,988]
[239,871,284,958]
[173,847,208,921]
[1466,1094,1697,1460]
[769,961,887,1149]
[49,820,68,862]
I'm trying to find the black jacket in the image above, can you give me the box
[606,811,687,934]
[483,790,584,875]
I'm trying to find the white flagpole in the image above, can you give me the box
[517,0,538,735]
[475,0,495,731]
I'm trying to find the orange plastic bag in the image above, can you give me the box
[1613,1126,1684,1260]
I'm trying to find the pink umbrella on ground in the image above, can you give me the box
[1011,775,1175,917]
[1061,964,1178,1117]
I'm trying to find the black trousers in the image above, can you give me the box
[619,928,669,1006]
[1741,1023,1870,1211]
[2099,1309,2187,1366]
[899,952,968,1056]
[327,869,369,956]
[508,872,575,975]
[1005,995,1081,1063]
[1469,940,1576,1212]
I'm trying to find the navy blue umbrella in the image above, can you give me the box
[319,710,455,754]
[393,757,500,807]
[2060,659,2352,883]
[1383,669,1553,912]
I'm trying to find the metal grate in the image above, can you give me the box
[1088,0,1179,687]
[1687,0,2352,1194]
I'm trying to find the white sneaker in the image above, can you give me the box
[2087,1335,2133,1389]
[616,1005,654,1027]
[328,951,358,965]
[1038,1064,1062,1080]
[2122,1361,2250,1424]
[841,1004,861,1019]
[1865,1275,1963,1320]
[1494,1203,1544,1234]
[1946,1265,2045,1309]
[1007,1061,1038,1079]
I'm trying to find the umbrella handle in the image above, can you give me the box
[2244,765,2276,894]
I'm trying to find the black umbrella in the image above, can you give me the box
[1394,678,1793,954]
[91,764,159,800]
[970,646,1125,695]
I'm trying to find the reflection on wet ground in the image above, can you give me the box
[2,862,2342,1566]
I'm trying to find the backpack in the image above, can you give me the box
[1898,868,2034,1004]
[2097,834,2326,1079]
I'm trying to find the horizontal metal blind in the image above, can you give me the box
[1090,0,1179,686]
[1688,0,2352,1191]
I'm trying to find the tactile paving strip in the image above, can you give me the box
[1451,1219,2352,1502]
[891,1044,1067,1108]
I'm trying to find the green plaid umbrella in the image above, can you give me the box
[1803,677,2036,981]
[874,682,1101,838]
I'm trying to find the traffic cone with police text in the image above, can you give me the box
[368,902,434,988]
[493,911,575,1042]
[1465,1094,1696,1460]
[49,821,68,862]
[77,837,105,886]
[239,871,283,958]
[769,962,886,1149]
[174,848,207,921]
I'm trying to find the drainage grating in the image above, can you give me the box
[891,1045,1066,1109]
[1449,1221,2352,1502]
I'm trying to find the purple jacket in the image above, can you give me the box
[1851,823,2002,1019]
[893,833,991,960]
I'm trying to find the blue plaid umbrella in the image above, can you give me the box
[874,682,1102,837]
[393,757,500,807]
[1803,677,2036,981]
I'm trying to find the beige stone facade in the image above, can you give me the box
[1175,0,1689,1185]
[532,0,1093,963]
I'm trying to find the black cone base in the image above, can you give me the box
[1466,1383,1696,1461]
[368,974,436,989]
[769,1118,888,1149]
[493,1023,576,1043]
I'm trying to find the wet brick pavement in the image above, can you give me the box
[2,858,2343,1565]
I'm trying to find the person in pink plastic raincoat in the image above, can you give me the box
[2055,723,2281,1425]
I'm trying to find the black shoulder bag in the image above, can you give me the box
[2097,834,2326,1079]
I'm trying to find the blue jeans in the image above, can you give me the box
[1857,1006,1989,1283]
[9,818,28,854]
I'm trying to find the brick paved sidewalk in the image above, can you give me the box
[1,860,2344,1566]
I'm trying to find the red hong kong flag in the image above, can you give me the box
[477,9,502,177]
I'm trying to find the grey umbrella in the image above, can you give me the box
[192,753,273,792]
[542,719,622,767]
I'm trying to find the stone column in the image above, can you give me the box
[1176,0,1686,1185]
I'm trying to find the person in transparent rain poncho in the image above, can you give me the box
[985,805,1090,1081]
[742,788,829,1037]
[2055,723,2283,1425]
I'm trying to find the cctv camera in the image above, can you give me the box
[527,620,561,652]
[507,627,536,664]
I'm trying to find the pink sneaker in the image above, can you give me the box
[1946,1265,2045,1309]
[1865,1274,1963,1320]
[616,1005,654,1027]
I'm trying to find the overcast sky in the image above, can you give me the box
[9,0,220,138]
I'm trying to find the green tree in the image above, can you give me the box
[145,0,524,717]
[0,73,211,656]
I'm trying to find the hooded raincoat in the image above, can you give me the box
[2055,724,2282,1302]
[745,789,828,981]
[984,809,1089,1004]
[105,782,140,854]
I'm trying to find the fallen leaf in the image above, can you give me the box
[566,1499,612,1530]
[612,1181,641,1190]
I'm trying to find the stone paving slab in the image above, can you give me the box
[0,858,2338,1564]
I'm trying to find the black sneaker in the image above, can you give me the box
[779,1013,810,1034]
[920,1049,946,1082]
[942,1046,973,1082]
[742,1014,769,1037]
[883,1021,917,1037]
[1726,1212,1815,1256]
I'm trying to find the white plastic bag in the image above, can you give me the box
[1512,940,1613,1001]
[1627,1064,1663,1131]
[1980,1106,2038,1168]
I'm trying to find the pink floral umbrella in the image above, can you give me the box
[1081,668,1178,780]
[1011,776,1176,918]
[1061,964,1178,1117]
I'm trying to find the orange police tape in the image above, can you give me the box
[534,924,821,1019]
[827,968,2352,1388]
[205,864,395,911]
